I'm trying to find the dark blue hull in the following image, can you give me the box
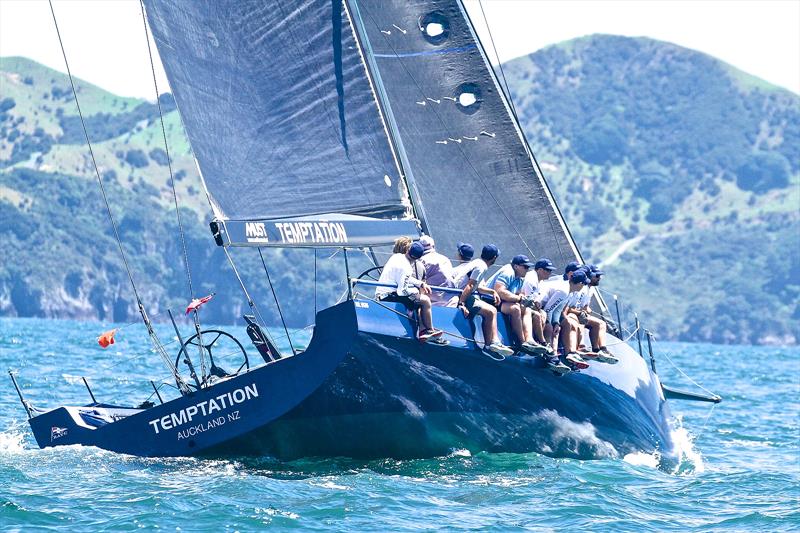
[29,300,674,460]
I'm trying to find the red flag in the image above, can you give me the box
[98,329,117,348]
[186,293,214,314]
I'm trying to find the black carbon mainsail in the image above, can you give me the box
[348,0,581,266]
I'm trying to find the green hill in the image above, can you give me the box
[502,35,799,344]
[1,37,798,344]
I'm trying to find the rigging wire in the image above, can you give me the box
[313,248,318,317]
[257,248,297,356]
[138,0,194,301]
[219,246,281,360]
[139,0,208,380]
[472,0,577,266]
[47,0,188,394]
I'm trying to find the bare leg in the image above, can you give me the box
[549,324,559,352]
[587,316,606,350]
[561,317,580,352]
[532,309,546,344]
[478,305,498,345]
[501,302,525,344]
[559,319,571,351]
[418,295,433,333]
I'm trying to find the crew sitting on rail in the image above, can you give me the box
[418,235,454,306]
[575,265,618,364]
[559,269,592,369]
[485,254,550,355]
[375,241,446,344]
[452,244,514,357]
[520,258,557,353]
[449,241,475,283]
[539,260,582,354]
[392,236,412,254]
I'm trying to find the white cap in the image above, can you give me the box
[419,235,435,251]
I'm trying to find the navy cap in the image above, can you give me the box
[588,264,604,277]
[457,242,474,260]
[563,261,581,279]
[408,241,425,259]
[571,270,589,285]
[481,244,500,261]
[511,254,535,268]
[534,258,556,271]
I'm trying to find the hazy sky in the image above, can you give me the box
[1,0,798,98]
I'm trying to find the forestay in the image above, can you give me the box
[349,0,581,268]
[143,0,412,222]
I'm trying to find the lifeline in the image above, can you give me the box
[148,384,259,434]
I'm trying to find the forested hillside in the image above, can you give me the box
[1,35,798,344]
[502,36,799,344]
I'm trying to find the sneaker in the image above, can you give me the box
[428,336,450,346]
[520,341,548,356]
[579,350,599,360]
[564,352,590,370]
[545,355,572,374]
[417,329,444,342]
[594,347,619,364]
[486,342,514,356]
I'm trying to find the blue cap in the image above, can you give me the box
[511,254,535,268]
[534,258,556,271]
[588,264,604,277]
[408,241,425,259]
[481,244,500,261]
[563,261,581,280]
[571,270,589,285]
[457,242,474,260]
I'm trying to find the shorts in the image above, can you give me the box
[379,292,421,311]
[464,293,491,318]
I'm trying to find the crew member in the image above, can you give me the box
[577,265,618,364]
[376,241,445,344]
[520,258,557,352]
[418,235,454,306]
[486,254,547,354]
[455,244,514,356]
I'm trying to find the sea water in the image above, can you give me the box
[0,317,797,531]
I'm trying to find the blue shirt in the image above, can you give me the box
[486,264,523,295]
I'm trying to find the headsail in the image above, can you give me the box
[348,0,581,267]
[143,0,412,223]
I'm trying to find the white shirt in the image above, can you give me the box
[375,253,424,298]
[540,277,569,312]
[576,286,592,309]
[521,271,552,302]
[451,258,489,292]
[564,287,584,309]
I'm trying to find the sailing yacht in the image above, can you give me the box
[16,0,719,462]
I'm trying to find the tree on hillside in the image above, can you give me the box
[735,151,791,193]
